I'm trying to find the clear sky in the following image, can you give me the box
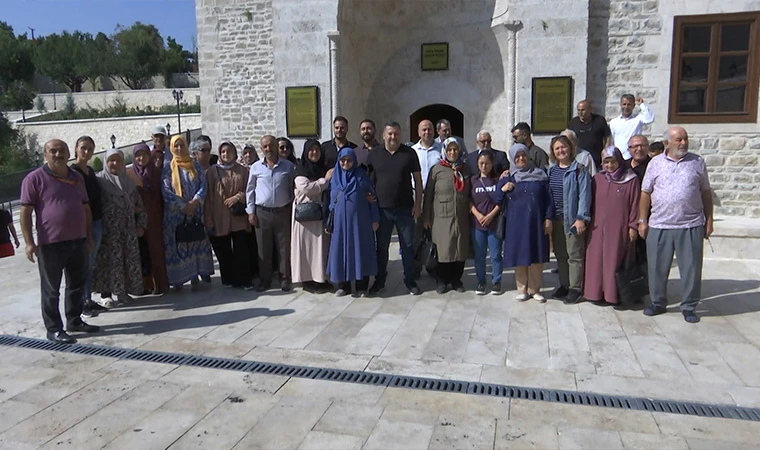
[1,0,197,50]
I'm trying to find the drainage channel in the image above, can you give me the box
[2,334,759,422]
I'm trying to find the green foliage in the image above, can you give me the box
[63,93,75,114]
[113,22,164,90]
[162,37,195,88]
[34,95,46,113]
[0,22,35,105]
[27,101,200,122]
[0,111,39,175]
[33,31,110,92]
[91,156,103,172]
[0,80,35,111]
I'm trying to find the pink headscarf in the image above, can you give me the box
[601,146,636,184]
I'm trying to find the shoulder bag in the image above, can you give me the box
[295,201,323,223]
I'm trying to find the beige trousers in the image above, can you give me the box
[515,263,544,294]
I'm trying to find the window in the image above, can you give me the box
[669,12,760,123]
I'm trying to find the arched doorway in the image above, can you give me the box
[409,104,465,143]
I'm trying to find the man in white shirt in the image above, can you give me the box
[411,120,442,189]
[434,119,452,145]
[609,94,654,160]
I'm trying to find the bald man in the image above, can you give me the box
[568,99,611,170]
[20,139,99,344]
[638,126,713,324]
[412,120,443,190]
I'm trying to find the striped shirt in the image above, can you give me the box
[549,166,568,219]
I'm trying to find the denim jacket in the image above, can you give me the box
[547,160,592,234]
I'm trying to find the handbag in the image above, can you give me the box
[215,166,247,216]
[615,243,648,305]
[175,217,206,243]
[415,229,438,272]
[0,242,14,258]
[294,202,323,222]
[478,178,506,240]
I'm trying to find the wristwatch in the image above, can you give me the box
[638,219,648,224]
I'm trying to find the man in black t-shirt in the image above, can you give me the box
[367,122,424,295]
[321,116,357,168]
[567,99,611,170]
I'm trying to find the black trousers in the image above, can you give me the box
[254,205,291,283]
[338,276,370,293]
[436,261,465,285]
[247,231,259,280]
[210,230,253,287]
[37,239,88,332]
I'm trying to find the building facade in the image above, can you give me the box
[196,0,760,216]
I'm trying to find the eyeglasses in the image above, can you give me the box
[628,144,647,149]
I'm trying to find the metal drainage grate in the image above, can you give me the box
[2,334,760,423]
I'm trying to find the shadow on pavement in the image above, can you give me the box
[697,279,760,317]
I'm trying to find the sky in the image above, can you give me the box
[1,0,197,50]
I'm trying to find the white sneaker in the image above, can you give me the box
[516,293,529,301]
[533,293,546,303]
[99,297,117,308]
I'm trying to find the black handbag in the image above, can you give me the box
[294,202,323,222]
[416,229,438,272]
[616,243,648,305]
[175,217,206,243]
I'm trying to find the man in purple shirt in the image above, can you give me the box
[20,139,99,344]
[638,126,713,323]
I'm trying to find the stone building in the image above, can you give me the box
[196,0,760,217]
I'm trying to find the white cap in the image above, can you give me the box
[152,125,168,136]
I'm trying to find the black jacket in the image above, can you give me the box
[465,148,510,177]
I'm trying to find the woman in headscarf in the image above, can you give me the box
[583,146,640,309]
[127,143,168,295]
[291,139,334,293]
[498,144,554,302]
[277,137,298,164]
[161,135,215,289]
[93,149,147,306]
[327,147,379,297]
[423,136,471,294]
[205,141,253,290]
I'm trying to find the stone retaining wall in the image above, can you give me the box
[34,88,201,112]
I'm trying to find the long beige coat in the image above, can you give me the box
[290,175,330,283]
[422,164,471,263]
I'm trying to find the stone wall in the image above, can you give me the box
[33,73,200,94]
[16,114,202,155]
[196,0,276,151]
[34,88,201,112]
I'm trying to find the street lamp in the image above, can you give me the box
[172,89,183,133]
[166,123,171,137]
[110,134,116,148]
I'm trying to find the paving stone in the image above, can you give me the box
[138,336,252,358]
[297,431,365,450]
[575,373,735,404]
[626,335,692,380]
[713,342,760,387]
[269,295,353,349]
[160,365,288,395]
[313,402,385,437]
[338,297,384,319]
[94,359,179,381]
[367,356,482,381]
[508,399,660,434]
[618,431,689,449]
[428,413,496,449]
[462,295,512,366]
[378,389,509,420]
[345,312,407,355]
[232,396,332,449]
[584,328,645,378]
[422,330,470,362]
[653,412,760,442]
[493,419,559,449]
[103,408,209,449]
[505,305,549,369]
[557,426,624,449]
[0,400,42,435]
[685,437,760,450]
[363,418,435,450]
[674,347,746,386]
[546,310,596,374]
[479,365,577,391]
[242,345,372,371]
[0,367,61,403]
[276,378,386,405]
[381,297,447,360]
[306,317,370,353]
[234,294,322,347]
[727,386,760,408]
[434,297,479,333]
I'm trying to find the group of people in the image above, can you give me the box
[17,93,713,344]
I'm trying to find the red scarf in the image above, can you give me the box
[439,159,465,192]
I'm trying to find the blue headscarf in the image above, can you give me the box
[332,146,360,196]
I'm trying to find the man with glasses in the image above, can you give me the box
[192,137,213,172]
[465,130,509,177]
[628,135,651,182]
[511,122,548,169]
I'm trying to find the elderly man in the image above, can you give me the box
[465,130,509,177]
[150,125,169,169]
[628,135,651,182]
[322,116,357,168]
[610,94,654,160]
[638,126,713,323]
[435,119,452,144]
[20,139,99,344]
[568,100,611,170]
[512,122,548,169]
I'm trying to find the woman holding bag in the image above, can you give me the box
[205,141,253,290]
[162,135,214,290]
[470,150,503,295]
[583,146,641,308]
[291,139,333,293]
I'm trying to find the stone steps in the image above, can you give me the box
[707,216,760,261]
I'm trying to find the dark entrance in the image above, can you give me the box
[409,104,465,143]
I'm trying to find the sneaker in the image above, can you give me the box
[281,279,292,292]
[81,306,97,318]
[452,282,465,293]
[682,310,700,323]
[643,305,667,317]
[243,284,255,291]
[491,282,501,295]
[368,281,384,295]
[552,286,569,299]
[335,288,348,297]
[99,297,118,309]
[516,293,529,301]
[201,275,212,283]
[475,282,487,295]
[407,282,422,295]
[436,282,448,295]
[533,293,546,303]
[562,289,581,305]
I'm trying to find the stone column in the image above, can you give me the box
[504,21,523,135]
[327,31,340,122]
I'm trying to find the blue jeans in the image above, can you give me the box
[84,220,103,301]
[376,207,416,286]
[471,227,503,284]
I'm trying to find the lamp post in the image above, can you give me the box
[172,89,183,133]
[166,123,171,137]
[110,134,116,148]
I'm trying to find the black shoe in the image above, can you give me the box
[281,279,292,292]
[682,310,700,323]
[81,306,97,318]
[368,281,384,295]
[67,320,100,333]
[47,330,76,344]
[491,282,501,295]
[407,282,422,295]
[475,282,487,295]
[562,289,581,305]
[552,286,569,299]
[201,275,212,283]
[436,282,448,295]
[612,303,627,311]
[452,282,465,293]
[256,282,271,292]
[88,301,108,313]
[643,305,667,317]
[302,281,317,293]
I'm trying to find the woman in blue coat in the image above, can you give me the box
[327,148,380,297]
[497,144,554,302]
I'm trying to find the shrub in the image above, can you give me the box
[92,156,103,172]
[34,96,46,113]
[63,93,76,114]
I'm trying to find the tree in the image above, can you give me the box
[112,22,164,90]
[0,22,35,101]
[0,80,35,112]
[0,111,39,175]
[162,37,194,88]
[33,31,110,92]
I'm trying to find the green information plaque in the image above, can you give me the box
[285,86,320,137]
[421,43,449,71]
[531,77,573,134]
